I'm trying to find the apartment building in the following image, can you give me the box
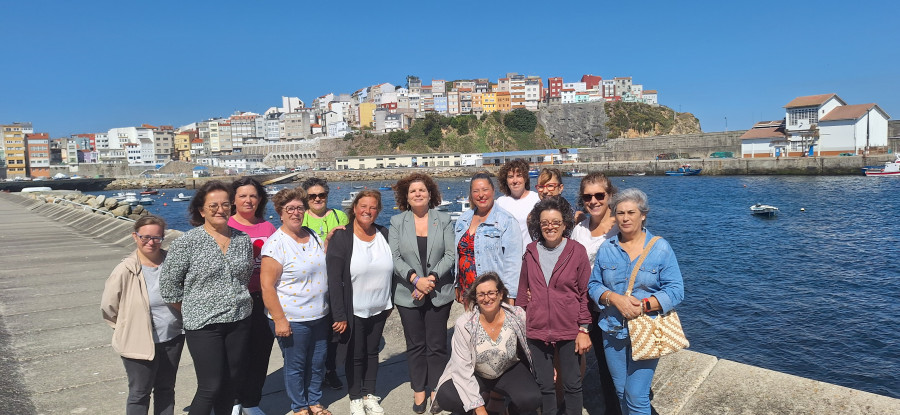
[2,122,32,178]
[25,133,50,177]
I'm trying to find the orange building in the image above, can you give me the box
[497,91,511,112]
[25,133,51,178]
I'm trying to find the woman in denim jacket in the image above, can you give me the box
[587,188,684,415]
[454,172,523,307]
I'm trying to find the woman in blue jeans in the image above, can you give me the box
[261,188,332,415]
[588,189,684,415]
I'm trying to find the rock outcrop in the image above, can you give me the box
[537,101,610,148]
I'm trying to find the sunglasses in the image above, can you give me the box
[308,192,329,200]
[581,192,607,202]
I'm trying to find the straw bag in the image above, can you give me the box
[625,236,689,361]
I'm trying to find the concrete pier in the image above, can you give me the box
[0,192,897,414]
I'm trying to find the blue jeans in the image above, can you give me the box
[269,317,328,412]
[602,331,659,415]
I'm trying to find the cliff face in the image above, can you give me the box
[537,102,610,148]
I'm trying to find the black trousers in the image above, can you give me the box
[435,361,540,415]
[238,293,275,407]
[185,317,251,415]
[397,300,452,393]
[590,310,622,415]
[121,335,185,415]
[528,339,583,415]
[346,309,391,400]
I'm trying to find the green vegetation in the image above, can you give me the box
[605,101,677,138]
[503,108,538,133]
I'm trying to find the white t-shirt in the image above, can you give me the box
[349,233,394,318]
[571,218,619,268]
[260,228,329,322]
[495,190,540,251]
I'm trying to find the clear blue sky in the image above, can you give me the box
[2,0,897,138]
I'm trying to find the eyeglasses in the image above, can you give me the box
[135,233,164,243]
[283,205,306,214]
[206,202,232,211]
[308,192,328,200]
[581,192,607,202]
[539,220,564,229]
[476,290,499,300]
[537,183,561,191]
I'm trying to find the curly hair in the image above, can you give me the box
[576,171,618,210]
[394,173,442,211]
[497,159,531,196]
[271,187,308,215]
[527,196,575,242]
[231,177,268,219]
[300,177,330,193]
[346,189,382,225]
[465,272,509,307]
[188,180,234,227]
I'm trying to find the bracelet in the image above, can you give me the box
[603,292,611,307]
[578,327,589,334]
[412,275,420,288]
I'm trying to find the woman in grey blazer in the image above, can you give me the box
[389,173,456,414]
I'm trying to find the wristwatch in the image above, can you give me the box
[642,298,652,313]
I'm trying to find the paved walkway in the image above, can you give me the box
[1,192,898,415]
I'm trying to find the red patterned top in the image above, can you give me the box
[457,230,477,295]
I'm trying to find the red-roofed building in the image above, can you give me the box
[581,74,602,90]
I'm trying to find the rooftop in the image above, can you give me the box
[819,103,881,122]
[740,126,786,140]
[784,93,844,108]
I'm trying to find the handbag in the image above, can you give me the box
[625,236,689,361]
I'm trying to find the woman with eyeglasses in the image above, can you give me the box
[102,215,184,415]
[455,172,523,307]
[326,190,392,415]
[535,168,564,200]
[300,177,349,390]
[228,177,277,415]
[160,180,254,415]
[518,197,592,415]
[260,188,331,415]
[588,189,685,415]
[432,272,540,415]
[388,173,455,413]
[570,172,621,415]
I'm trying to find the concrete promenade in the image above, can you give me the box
[0,192,897,414]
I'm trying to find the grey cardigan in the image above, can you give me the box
[388,208,456,308]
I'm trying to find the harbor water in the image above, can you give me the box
[90,175,900,399]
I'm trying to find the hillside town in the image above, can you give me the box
[1,72,658,179]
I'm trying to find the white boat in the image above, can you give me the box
[171,192,191,202]
[436,200,453,211]
[341,191,359,208]
[266,186,279,196]
[750,203,778,217]
[138,197,154,205]
[568,170,587,177]
[124,194,153,206]
[862,154,900,176]
[21,186,52,193]
[449,200,471,221]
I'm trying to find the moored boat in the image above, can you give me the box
[341,191,360,208]
[750,203,778,217]
[862,154,900,176]
[171,192,191,202]
[665,164,702,176]
[140,188,158,195]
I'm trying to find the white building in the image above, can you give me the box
[562,82,586,92]
[327,121,350,138]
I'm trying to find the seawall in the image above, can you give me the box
[0,192,897,414]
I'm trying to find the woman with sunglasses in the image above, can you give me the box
[300,177,349,390]
[160,180,254,415]
[518,197,592,415]
[228,177,277,415]
[102,215,184,415]
[570,172,621,414]
[535,168,564,200]
[260,188,331,415]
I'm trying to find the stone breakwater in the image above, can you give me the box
[21,191,153,221]
[106,178,188,190]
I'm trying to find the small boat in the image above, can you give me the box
[266,186,279,196]
[379,185,392,191]
[341,191,359,208]
[628,172,647,176]
[352,185,365,189]
[862,154,900,176]
[436,200,452,211]
[750,203,778,217]
[567,170,587,177]
[449,200,471,221]
[665,164,702,176]
[125,194,154,206]
[140,188,159,195]
[528,169,540,179]
[171,192,191,202]
[21,187,53,193]
[138,197,154,206]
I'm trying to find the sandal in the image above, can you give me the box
[309,404,332,415]
[294,409,310,415]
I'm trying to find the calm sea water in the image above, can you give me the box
[90,175,900,398]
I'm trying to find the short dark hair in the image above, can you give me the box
[346,189,383,225]
[394,173,442,211]
[468,171,495,206]
[300,177,330,194]
[576,171,618,210]
[231,177,268,218]
[465,272,509,307]
[133,215,167,233]
[271,187,308,215]
[497,159,531,196]
[527,196,575,242]
[188,180,234,227]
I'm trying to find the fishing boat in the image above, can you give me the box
[665,164,702,176]
[139,188,159,195]
[861,154,900,176]
[171,192,191,202]
[567,169,587,177]
[449,200,471,221]
[750,203,779,217]
[341,191,359,208]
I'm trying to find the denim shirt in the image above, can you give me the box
[587,229,684,339]
[454,205,523,298]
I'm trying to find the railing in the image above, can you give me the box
[50,197,135,223]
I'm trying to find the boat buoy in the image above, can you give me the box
[269,215,274,219]
[163,202,167,206]
[800,208,806,212]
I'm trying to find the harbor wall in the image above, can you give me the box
[579,131,746,162]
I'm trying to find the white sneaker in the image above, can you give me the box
[242,407,266,415]
[231,404,242,415]
[362,395,384,415]
[350,398,366,415]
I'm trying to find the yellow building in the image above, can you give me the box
[481,92,497,113]
[358,102,376,128]
[174,130,196,161]
[2,123,30,178]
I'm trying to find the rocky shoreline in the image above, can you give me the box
[21,191,153,221]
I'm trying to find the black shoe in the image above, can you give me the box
[324,370,343,390]
[413,398,427,414]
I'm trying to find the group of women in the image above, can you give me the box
[101,160,685,415]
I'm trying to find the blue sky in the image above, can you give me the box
[1,0,897,138]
